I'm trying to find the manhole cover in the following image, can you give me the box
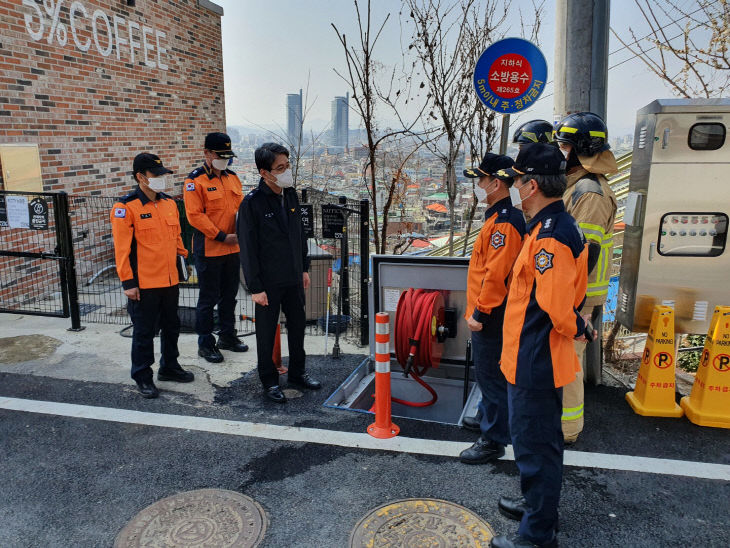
[114,489,267,548]
[349,498,494,548]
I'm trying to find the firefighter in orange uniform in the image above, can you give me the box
[184,132,248,363]
[111,153,193,398]
[460,153,526,464]
[490,144,593,548]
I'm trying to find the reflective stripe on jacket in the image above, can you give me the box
[110,187,187,290]
[563,166,616,308]
[183,164,243,257]
[500,200,588,389]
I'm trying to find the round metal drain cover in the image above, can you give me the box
[349,498,494,547]
[114,489,267,548]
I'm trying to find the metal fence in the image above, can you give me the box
[0,191,82,329]
[64,189,368,345]
[301,187,370,346]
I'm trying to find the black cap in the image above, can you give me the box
[133,153,173,176]
[204,132,237,158]
[503,143,566,178]
[463,153,514,179]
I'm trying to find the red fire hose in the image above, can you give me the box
[391,288,445,407]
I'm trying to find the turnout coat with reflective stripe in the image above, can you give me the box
[562,163,617,309]
[501,201,588,389]
[465,197,526,323]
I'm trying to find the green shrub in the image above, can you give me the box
[678,335,706,373]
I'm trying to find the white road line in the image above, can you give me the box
[1,396,728,481]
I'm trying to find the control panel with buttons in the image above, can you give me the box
[658,212,728,256]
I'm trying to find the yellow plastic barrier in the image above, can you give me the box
[680,306,730,428]
[626,305,683,417]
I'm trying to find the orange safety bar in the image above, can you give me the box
[367,312,400,439]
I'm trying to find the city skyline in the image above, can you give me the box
[330,93,349,150]
[217,0,692,142]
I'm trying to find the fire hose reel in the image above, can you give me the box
[391,288,457,407]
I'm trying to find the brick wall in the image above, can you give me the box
[0,0,226,196]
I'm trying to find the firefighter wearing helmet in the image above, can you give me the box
[512,119,556,148]
[554,112,618,444]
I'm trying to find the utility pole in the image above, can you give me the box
[553,0,610,121]
[553,0,611,386]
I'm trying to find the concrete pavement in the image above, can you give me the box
[0,314,728,547]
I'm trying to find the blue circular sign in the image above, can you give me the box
[473,37,547,114]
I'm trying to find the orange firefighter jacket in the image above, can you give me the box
[465,197,526,323]
[501,200,588,389]
[183,164,243,257]
[110,187,188,290]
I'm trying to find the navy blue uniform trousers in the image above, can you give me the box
[127,285,180,381]
[472,309,510,446]
[255,283,306,388]
[508,383,563,545]
[195,252,239,347]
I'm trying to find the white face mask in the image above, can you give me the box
[509,185,524,210]
[212,158,229,171]
[274,168,294,188]
[474,185,488,203]
[147,175,168,192]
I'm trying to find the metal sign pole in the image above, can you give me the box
[499,114,511,155]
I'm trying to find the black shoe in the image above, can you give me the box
[157,367,194,383]
[461,415,481,432]
[498,495,528,521]
[265,385,287,403]
[459,437,505,464]
[198,345,224,363]
[217,335,249,352]
[490,533,557,548]
[288,373,322,390]
[135,379,159,399]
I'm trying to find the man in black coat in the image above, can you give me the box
[237,142,321,403]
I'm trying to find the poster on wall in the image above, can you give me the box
[6,195,30,228]
[0,195,8,227]
[28,197,49,230]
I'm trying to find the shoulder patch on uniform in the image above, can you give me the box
[188,167,205,179]
[494,207,512,223]
[539,216,555,235]
[185,182,195,191]
[534,248,554,274]
[490,230,506,249]
[572,175,603,205]
[114,207,126,218]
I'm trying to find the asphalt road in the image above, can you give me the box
[0,354,729,547]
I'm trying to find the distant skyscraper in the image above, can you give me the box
[330,92,349,150]
[286,89,303,153]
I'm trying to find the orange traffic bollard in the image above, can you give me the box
[273,324,287,375]
[367,312,400,439]
[680,306,730,428]
[626,305,683,417]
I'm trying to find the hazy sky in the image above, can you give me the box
[217,0,685,138]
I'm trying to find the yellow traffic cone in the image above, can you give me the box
[680,306,730,428]
[626,305,683,417]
